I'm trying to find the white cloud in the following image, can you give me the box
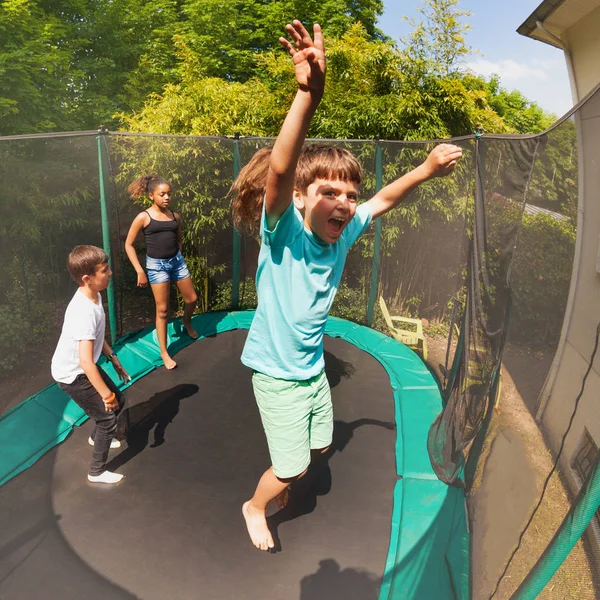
[462,57,573,117]
[463,58,563,83]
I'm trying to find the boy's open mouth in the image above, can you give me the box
[327,217,345,236]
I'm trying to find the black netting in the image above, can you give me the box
[104,134,236,330]
[0,134,101,413]
[429,135,542,487]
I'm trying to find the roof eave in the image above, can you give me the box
[517,0,568,47]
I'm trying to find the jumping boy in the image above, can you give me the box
[230,21,462,549]
[51,245,131,484]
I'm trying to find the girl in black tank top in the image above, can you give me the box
[124,175,199,370]
[143,209,179,259]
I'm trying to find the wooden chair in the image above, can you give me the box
[379,296,428,361]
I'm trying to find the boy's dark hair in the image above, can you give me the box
[67,245,109,285]
[295,144,362,193]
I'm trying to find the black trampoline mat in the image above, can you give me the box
[0,331,397,600]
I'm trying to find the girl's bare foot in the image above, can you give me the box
[242,500,274,551]
[275,486,289,509]
[183,321,199,340]
[161,352,177,370]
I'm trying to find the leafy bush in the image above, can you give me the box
[0,298,53,375]
[0,257,56,377]
[510,212,576,345]
[212,277,258,311]
[0,305,31,373]
[330,282,369,324]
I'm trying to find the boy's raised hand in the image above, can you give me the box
[279,20,326,94]
[422,144,463,178]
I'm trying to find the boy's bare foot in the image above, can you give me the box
[242,500,274,551]
[275,486,289,509]
[183,321,199,340]
[161,352,177,370]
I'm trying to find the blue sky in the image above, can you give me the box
[379,0,573,117]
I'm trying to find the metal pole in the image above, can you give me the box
[511,452,600,599]
[97,128,117,343]
[232,133,241,310]
[367,139,383,326]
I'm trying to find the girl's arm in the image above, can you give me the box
[265,21,326,230]
[125,213,149,287]
[367,144,463,220]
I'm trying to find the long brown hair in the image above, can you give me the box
[229,144,362,234]
[229,146,272,234]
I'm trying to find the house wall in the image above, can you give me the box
[540,4,600,500]
[564,3,600,99]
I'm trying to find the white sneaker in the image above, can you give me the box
[88,436,122,449]
[87,471,124,484]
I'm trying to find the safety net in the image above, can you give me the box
[1,84,599,599]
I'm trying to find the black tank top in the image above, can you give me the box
[143,210,179,259]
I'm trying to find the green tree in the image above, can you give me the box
[484,76,555,133]
[0,0,185,133]
[118,37,282,136]
[181,0,385,82]
[121,23,512,140]
[401,0,473,79]
[72,0,184,125]
[0,0,386,134]
[0,0,76,134]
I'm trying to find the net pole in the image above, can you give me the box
[97,130,117,343]
[511,451,600,600]
[367,140,383,326]
[232,133,241,309]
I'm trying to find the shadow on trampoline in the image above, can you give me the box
[267,417,396,553]
[299,558,380,600]
[324,349,356,388]
[0,515,57,586]
[106,383,199,471]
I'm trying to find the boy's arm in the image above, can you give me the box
[367,144,463,220]
[79,340,117,411]
[102,340,131,384]
[265,21,326,230]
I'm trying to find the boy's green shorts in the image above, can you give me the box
[252,369,333,479]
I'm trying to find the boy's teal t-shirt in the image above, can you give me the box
[241,200,373,380]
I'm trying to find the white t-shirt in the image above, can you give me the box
[51,289,106,384]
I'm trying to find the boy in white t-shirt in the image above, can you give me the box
[51,245,131,484]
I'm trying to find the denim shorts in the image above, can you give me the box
[146,251,191,284]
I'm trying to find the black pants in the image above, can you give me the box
[59,368,124,476]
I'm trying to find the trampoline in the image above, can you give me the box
[0,312,469,600]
